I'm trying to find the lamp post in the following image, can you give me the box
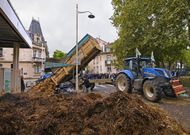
[76,4,95,92]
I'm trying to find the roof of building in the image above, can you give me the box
[28,18,45,42]
[0,0,31,48]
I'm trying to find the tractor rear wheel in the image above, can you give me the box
[143,80,162,102]
[116,74,132,93]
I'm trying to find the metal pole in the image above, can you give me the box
[76,4,79,92]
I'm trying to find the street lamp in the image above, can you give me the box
[76,4,95,92]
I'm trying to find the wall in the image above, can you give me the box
[0,44,46,85]
[88,38,117,74]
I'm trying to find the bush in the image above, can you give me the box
[187,71,190,76]
[180,76,190,87]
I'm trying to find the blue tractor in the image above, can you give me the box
[115,56,185,102]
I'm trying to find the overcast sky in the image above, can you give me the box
[10,0,118,56]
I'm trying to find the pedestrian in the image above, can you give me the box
[82,75,95,92]
[21,76,25,92]
[82,76,91,92]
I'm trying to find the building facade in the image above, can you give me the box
[87,38,117,74]
[0,18,48,86]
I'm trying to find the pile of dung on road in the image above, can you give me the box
[0,91,187,135]
[28,78,56,97]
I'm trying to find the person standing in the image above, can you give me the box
[21,76,25,92]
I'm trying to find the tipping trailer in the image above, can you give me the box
[50,34,101,85]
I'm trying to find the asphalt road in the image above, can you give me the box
[92,84,190,133]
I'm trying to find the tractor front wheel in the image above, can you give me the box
[116,74,132,93]
[143,80,162,102]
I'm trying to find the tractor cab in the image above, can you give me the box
[124,57,155,78]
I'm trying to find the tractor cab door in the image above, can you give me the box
[125,59,139,78]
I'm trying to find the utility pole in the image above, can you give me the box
[75,4,95,92]
[76,4,79,92]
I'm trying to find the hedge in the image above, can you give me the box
[179,76,190,87]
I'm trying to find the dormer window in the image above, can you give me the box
[34,33,41,44]
[37,37,40,43]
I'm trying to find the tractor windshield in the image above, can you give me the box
[125,57,155,71]
[140,59,155,68]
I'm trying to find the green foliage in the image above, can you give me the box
[180,76,190,87]
[53,50,66,59]
[111,0,189,69]
[183,50,190,67]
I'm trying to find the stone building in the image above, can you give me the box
[0,18,48,86]
[87,38,117,74]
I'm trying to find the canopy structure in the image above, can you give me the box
[45,62,74,69]
[0,0,31,48]
[0,0,32,93]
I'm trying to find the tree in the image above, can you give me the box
[183,50,190,67]
[111,0,189,69]
[53,50,66,59]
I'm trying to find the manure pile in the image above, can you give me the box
[28,78,56,97]
[0,91,187,135]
